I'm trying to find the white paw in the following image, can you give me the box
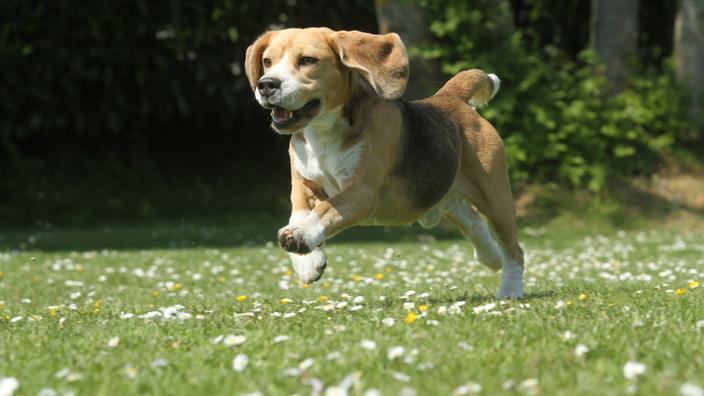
[496,259,524,299]
[277,213,325,254]
[496,281,523,299]
[290,248,327,284]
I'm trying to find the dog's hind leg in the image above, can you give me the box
[443,190,523,298]
[455,171,524,298]
[440,193,504,271]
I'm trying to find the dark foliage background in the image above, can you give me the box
[0,0,699,226]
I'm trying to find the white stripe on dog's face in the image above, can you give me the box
[254,54,304,109]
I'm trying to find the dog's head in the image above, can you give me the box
[245,27,409,134]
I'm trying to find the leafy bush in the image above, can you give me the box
[417,0,689,191]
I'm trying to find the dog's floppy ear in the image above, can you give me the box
[245,31,276,91]
[330,30,409,99]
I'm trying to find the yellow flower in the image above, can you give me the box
[385,267,393,273]
[323,281,331,288]
[93,299,103,313]
[318,295,329,302]
[236,295,248,302]
[689,281,700,289]
[418,305,429,312]
[426,265,434,272]
[169,283,182,291]
[152,291,161,298]
[404,311,417,324]
[675,288,686,296]
[374,273,384,280]
[48,307,58,316]
[75,264,84,272]
[300,283,310,288]
[286,269,293,277]
[217,276,226,283]
[125,366,138,379]
[280,298,291,305]
[352,275,362,282]
[578,293,587,301]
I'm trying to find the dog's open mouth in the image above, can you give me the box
[270,99,321,130]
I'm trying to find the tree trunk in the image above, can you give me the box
[674,0,704,132]
[374,0,442,100]
[590,0,639,93]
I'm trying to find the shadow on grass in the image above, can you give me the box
[2,174,703,252]
[0,213,469,252]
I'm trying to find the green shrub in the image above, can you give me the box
[416,0,689,191]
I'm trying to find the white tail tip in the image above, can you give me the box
[488,73,501,99]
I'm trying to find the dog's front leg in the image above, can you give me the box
[280,165,330,284]
[279,184,373,283]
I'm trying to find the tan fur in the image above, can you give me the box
[245,28,524,294]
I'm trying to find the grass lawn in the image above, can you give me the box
[1,216,703,395]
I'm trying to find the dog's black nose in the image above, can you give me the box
[257,77,282,97]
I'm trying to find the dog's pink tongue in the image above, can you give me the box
[272,108,292,123]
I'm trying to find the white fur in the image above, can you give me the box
[289,210,310,225]
[284,211,327,283]
[440,193,504,271]
[292,108,362,197]
[289,248,327,284]
[439,192,524,297]
[488,73,501,99]
[468,73,501,108]
[496,257,524,299]
[284,212,326,251]
[255,53,304,109]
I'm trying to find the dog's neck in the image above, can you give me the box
[296,89,379,149]
[297,106,349,148]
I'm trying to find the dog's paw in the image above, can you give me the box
[290,248,327,284]
[495,258,524,299]
[277,216,325,254]
[277,226,311,254]
[495,286,523,299]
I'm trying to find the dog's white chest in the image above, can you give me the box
[292,130,361,197]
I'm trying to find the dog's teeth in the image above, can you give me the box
[287,111,293,119]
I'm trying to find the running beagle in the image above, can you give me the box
[245,27,524,298]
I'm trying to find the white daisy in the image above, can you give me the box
[233,354,249,372]
[680,383,704,396]
[0,377,19,396]
[360,340,377,350]
[273,335,289,343]
[298,358,315,371]
[223,335,246,347]
[387,346,405,360]
[574,344,589,358]
[623,361,646,380]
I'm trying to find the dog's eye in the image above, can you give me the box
[298,56,318,66]
[262,58,272,68]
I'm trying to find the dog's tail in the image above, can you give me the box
[434,69,500,107]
